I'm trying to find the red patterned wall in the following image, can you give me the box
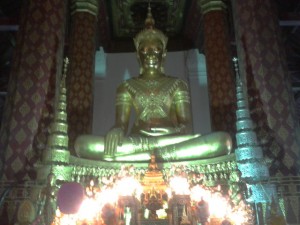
[232,0,300,175]
[67,12,97,153]
[202,10,236,138]
[0,0,66,180]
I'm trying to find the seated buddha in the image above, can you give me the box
[74,6,232,162]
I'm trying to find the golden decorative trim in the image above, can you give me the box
[17,199,36,223]
[198,0,226,14]
[52,165,73,181]
[47,135,69,149]
[69,153,236,170]
[43,149,70,164]
[71,0,99,16]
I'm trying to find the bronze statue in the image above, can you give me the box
[75,6,232,162]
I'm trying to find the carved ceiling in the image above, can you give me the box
[99,0,197,52]
[111,0,186,37]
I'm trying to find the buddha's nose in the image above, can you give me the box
[147,48,157,54]
[146,53,156,60]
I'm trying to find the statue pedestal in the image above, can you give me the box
[141,156,168,220]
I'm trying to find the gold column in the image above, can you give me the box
[67,0,99,154]
[199,0,226,14]
[198,0,236,137]
[71,0,99,16]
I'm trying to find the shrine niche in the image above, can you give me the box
[31,55,279,225]
[13,6,281,224]
[0,1,293,225]
[32,58,251,225]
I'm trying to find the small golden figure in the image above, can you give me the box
[148,154,159,171]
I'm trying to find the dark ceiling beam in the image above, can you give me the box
[0,17,18,31]
[0,25,18,31]
[279,20,300,26]
[279,12,300,26]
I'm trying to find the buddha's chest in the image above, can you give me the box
[126,78,176,109]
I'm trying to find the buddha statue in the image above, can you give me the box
[75,5,232,162]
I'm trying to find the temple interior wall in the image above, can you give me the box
[92,48,212,136]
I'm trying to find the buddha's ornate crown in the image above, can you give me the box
[133,4,168,50]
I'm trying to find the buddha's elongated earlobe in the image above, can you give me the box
[136,52,143,74]
[160,51,167,73]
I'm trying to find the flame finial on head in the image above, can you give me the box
[145,3,155,29]
[133,3,168,50]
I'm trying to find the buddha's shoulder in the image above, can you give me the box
[118,77,139,88]
[116,78,138,92]
[118,76,187,87]
[164,76,188,88]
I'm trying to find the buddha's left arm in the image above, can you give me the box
[173,80,192,134]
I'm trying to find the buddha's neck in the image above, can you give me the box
[141,68,164,79]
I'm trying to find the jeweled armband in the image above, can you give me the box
[173,90,190,104]
[116,93,132,106]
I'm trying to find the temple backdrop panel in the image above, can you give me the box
[0,0,66,181]
[232,0,300,176]
[185,49,212,134]
[92,49,212,136]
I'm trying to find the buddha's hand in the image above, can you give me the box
[104,127,124,157]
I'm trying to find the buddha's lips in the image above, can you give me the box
[145,58,158,66]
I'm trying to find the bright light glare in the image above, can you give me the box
[190,185,249,224]
[77,198,100,220]
[190,185,211,202]
[115,177,143,198]
[53,174,251,225]
[169,176,190,195]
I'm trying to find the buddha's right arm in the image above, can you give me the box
[104,84,132,156]
[173,80,193,134]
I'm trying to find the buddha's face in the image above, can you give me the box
[137,38,165,72]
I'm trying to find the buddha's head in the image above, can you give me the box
[134,5,168,74]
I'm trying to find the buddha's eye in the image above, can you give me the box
[153,48,161,54]
[139,46,162,55]
[139,47,148,54]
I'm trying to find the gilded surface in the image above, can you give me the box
[17,199,36,223]
[71,0,99,16]
[122,77,189,128]
[198,0,227,14]
[43,150,70,163]
[75,6,232,162]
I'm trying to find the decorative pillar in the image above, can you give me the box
[231,0,300,176]
[0,0,67,180]
[232,1,300,223]
[67,0,99,153]
[41,58,72,182]
[233,58,276,224]
[198,0,236,137]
